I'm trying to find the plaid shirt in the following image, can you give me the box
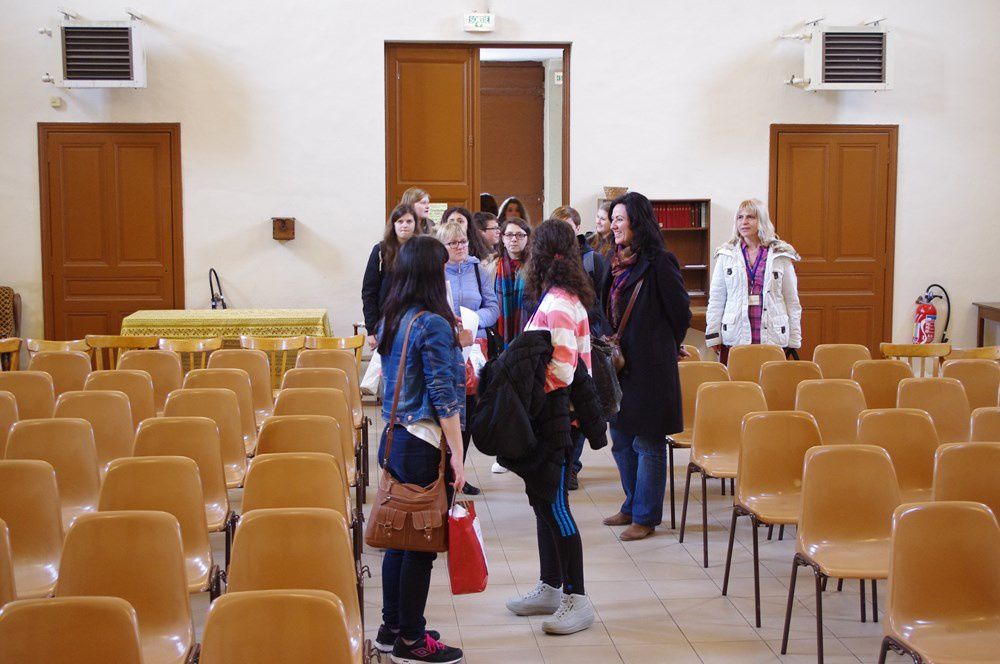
[742,244,768,345]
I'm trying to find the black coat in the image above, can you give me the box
[472,330,608,502]
[603,250,691,437]
[361,243,393,333]
[579,235,611,338]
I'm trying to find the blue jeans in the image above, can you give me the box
[570,426,585,474]
[610,426,667,527]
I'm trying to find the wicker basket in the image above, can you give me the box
[602,186,628,200]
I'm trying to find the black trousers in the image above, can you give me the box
[530,457,585,596]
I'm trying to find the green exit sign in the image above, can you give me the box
[463,13,495,32]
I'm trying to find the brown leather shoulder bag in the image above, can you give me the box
[605,278,644,374]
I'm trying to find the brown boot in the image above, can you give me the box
[602,512,632,526]
[619,524,655,541]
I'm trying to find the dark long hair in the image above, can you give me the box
[381,203,420,271]
[377,236,456,356]
[498,217,531,261]
[479,193,499,216]
[609,192,664,257]
[442,206,491,260]
[499,196,531,226]
[523,219,595,309]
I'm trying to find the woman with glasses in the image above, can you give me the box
[442,205,492,262]
[361,203,421,349]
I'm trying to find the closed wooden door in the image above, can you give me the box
[481,62,545,223]
[769,125,897,359]
[39,124,184,339]
[385,45,479,214]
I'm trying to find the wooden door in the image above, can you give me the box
[385,45,479,214]
[769,125,897,360]
[39,124,184,339]
[480,62,545,223]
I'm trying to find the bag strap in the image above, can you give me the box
[615,278,644,337]
[382,310,429,463]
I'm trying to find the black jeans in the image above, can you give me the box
[531,456,585,595]
[379,425,450,640]
[461,394,477,461]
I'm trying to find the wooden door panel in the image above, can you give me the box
[781,143,829,261]
[57,144,107,265]
[837,144,883,261]
[116,142,170,265]
[833,306,875,345]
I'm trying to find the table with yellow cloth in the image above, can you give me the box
[120,309,332,343]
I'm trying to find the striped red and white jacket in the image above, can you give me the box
[525,287,592,393]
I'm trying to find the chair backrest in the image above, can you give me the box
[26,352,91,397]
[256,415,349,483]
[83,370,155,429]
[84,335,159,371]
[0,460,63,599]
[676,361,730,433]
[971,406,1000,442]
[851,359,914,409]
[158,337,223,372]
[0,338,22,372]
[208,349,274,415]
[294,351,363,418]
[885,502,1000,636]
[942,359,1000,409]
[933,442,1000,518]
[5,419,100,529]
[304,335,364,369]
[736,411,821,510]
[54,511,194,664]
[0,519,14,608]
[857,408,939,498]
[281,366,348,390]
[758,360,822,410]
[226,508,362,647]
[0,392,17,450]
[117,350,183,414]
[794,379,867,445]
[183,368,256,451]
[199,589,358,664]
[0,371,55,419]
[240,335,305,391]
[25,338,90,358]
[53,390,133,473]
[243,453,351,521]
[272,388,354,478]
[690,381,766,461]
[798,445,901,555]
[0,596,144,664]
[897,377,971,443]
[163,388,247,488]
[133,417,229,531]
[880,342,951,377]
[726,344,787,382]
[812,343,872,379]
[947,346,1000,361]
[679,344,701,362]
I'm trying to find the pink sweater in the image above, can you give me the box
[525,287,592,392]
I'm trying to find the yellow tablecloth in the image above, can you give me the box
[120,309,332,340]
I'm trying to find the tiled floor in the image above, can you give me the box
[196,406,893,663]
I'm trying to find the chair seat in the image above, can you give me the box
[243,433,257,456]
[141,632,195,664]
[206,505,229,533]
[804,539,891,579]
[186,557,213,594]
[62,504,96,532]
[13,564,59,599]
[224,463,246,489]
[668,430,692,448]
[740,494,801,525]
[892,619,1000,664]
[900,487,932,503]
[352,410,363,429]
[254,408,273,429]
[694,452,738,478]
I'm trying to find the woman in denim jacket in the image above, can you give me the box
[374,235,467,664]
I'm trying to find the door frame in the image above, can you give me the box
[767,123,898,345]
[37,122,185,338]
[384,41,571,212]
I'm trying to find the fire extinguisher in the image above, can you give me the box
[912,284,950,344]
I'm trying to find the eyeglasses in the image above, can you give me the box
[484,226,500,232]
[503,232,528,239]
[445,240,469,248]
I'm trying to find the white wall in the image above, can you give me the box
[543,57,563,216]
[2,1,999,345]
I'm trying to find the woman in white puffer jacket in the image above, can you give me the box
[705,199,802,363]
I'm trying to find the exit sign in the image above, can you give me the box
[463,12,495,32]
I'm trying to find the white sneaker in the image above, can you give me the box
[491,462,509,474]
[541,594,595,635]
[505,581,562,616]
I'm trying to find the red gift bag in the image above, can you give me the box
[448,500,489,594]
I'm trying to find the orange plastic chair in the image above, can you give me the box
[857,408,939,502]
[0,460,63,599]
[759,360,822,410]
[679,344,701,361]
[83,370,156,429]
[208,349,274,426]
[85,335,159,370]
[881,342,951,377]
[5,419,100,529]
[933,442,1000,519]
[0,371,55,419]
[199,589,362,664]
[25,338,90,359]
[721,410,821,627]
[678,381,766,567]
[255,414,351,490]
[897,377,971,443]
[878,502,1000,664]
[304,335,365,370]
[183,368,256,455]
[812,343,872,379]
[240,335,304,393]
[0,391,17,450]
[795,379,867,445]
[942,359,1000,409]
[948,346,1000,360]
[54,511,196,664]
[280,366,348,391]
[851,359,915,409]
[779,445,901,661]
[726,344,786,382]
[117,350,183,415]
[100,456,220,598]
[163,388,247,489]
[0,596,144,664]
[158,337,223,373]
[53,390,133,474]
[26,351,91,397]
[971,406,1000,441]
[0,519,14,608]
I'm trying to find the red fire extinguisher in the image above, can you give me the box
[912,284,950,344]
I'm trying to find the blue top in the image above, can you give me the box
[444,256,500,338]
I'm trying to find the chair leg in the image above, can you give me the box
[730,478,735,494]
[860,578,867,623]
[751,516,761,628]
[721,477,726,496]
[767,524,774,540]
[362,418,370,487]
[822,576,828,591]
[871,579,878,622]
[837,578,844,592]
[778,524,785,540]
[780,556,800,654]
[722,508,739,595]
[679,464,695,543]
[668,443,676,529]
[701,471,709,568]
[877,637,890,664]
[814,569,826,664]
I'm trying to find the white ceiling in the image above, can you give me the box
[479,48,564,62]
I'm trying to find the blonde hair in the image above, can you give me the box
[728,198,780,246]
[400,187,430,211]
[435,220,467,245]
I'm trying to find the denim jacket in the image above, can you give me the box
[380,307,465,429]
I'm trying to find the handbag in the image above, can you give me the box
[590,337,623,418]
[448,499,489,595]
[604,278,644,374]
[364,311,450,553]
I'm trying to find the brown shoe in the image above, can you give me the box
[602,512,632,526]
[619,524,655,541]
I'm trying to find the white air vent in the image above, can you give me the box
[53,20,146,88]
[803,26,892,91]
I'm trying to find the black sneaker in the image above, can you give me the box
[567,470,579,491]
[374,626,440,653]
[461,482,481,496]
[391,633,463,663]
